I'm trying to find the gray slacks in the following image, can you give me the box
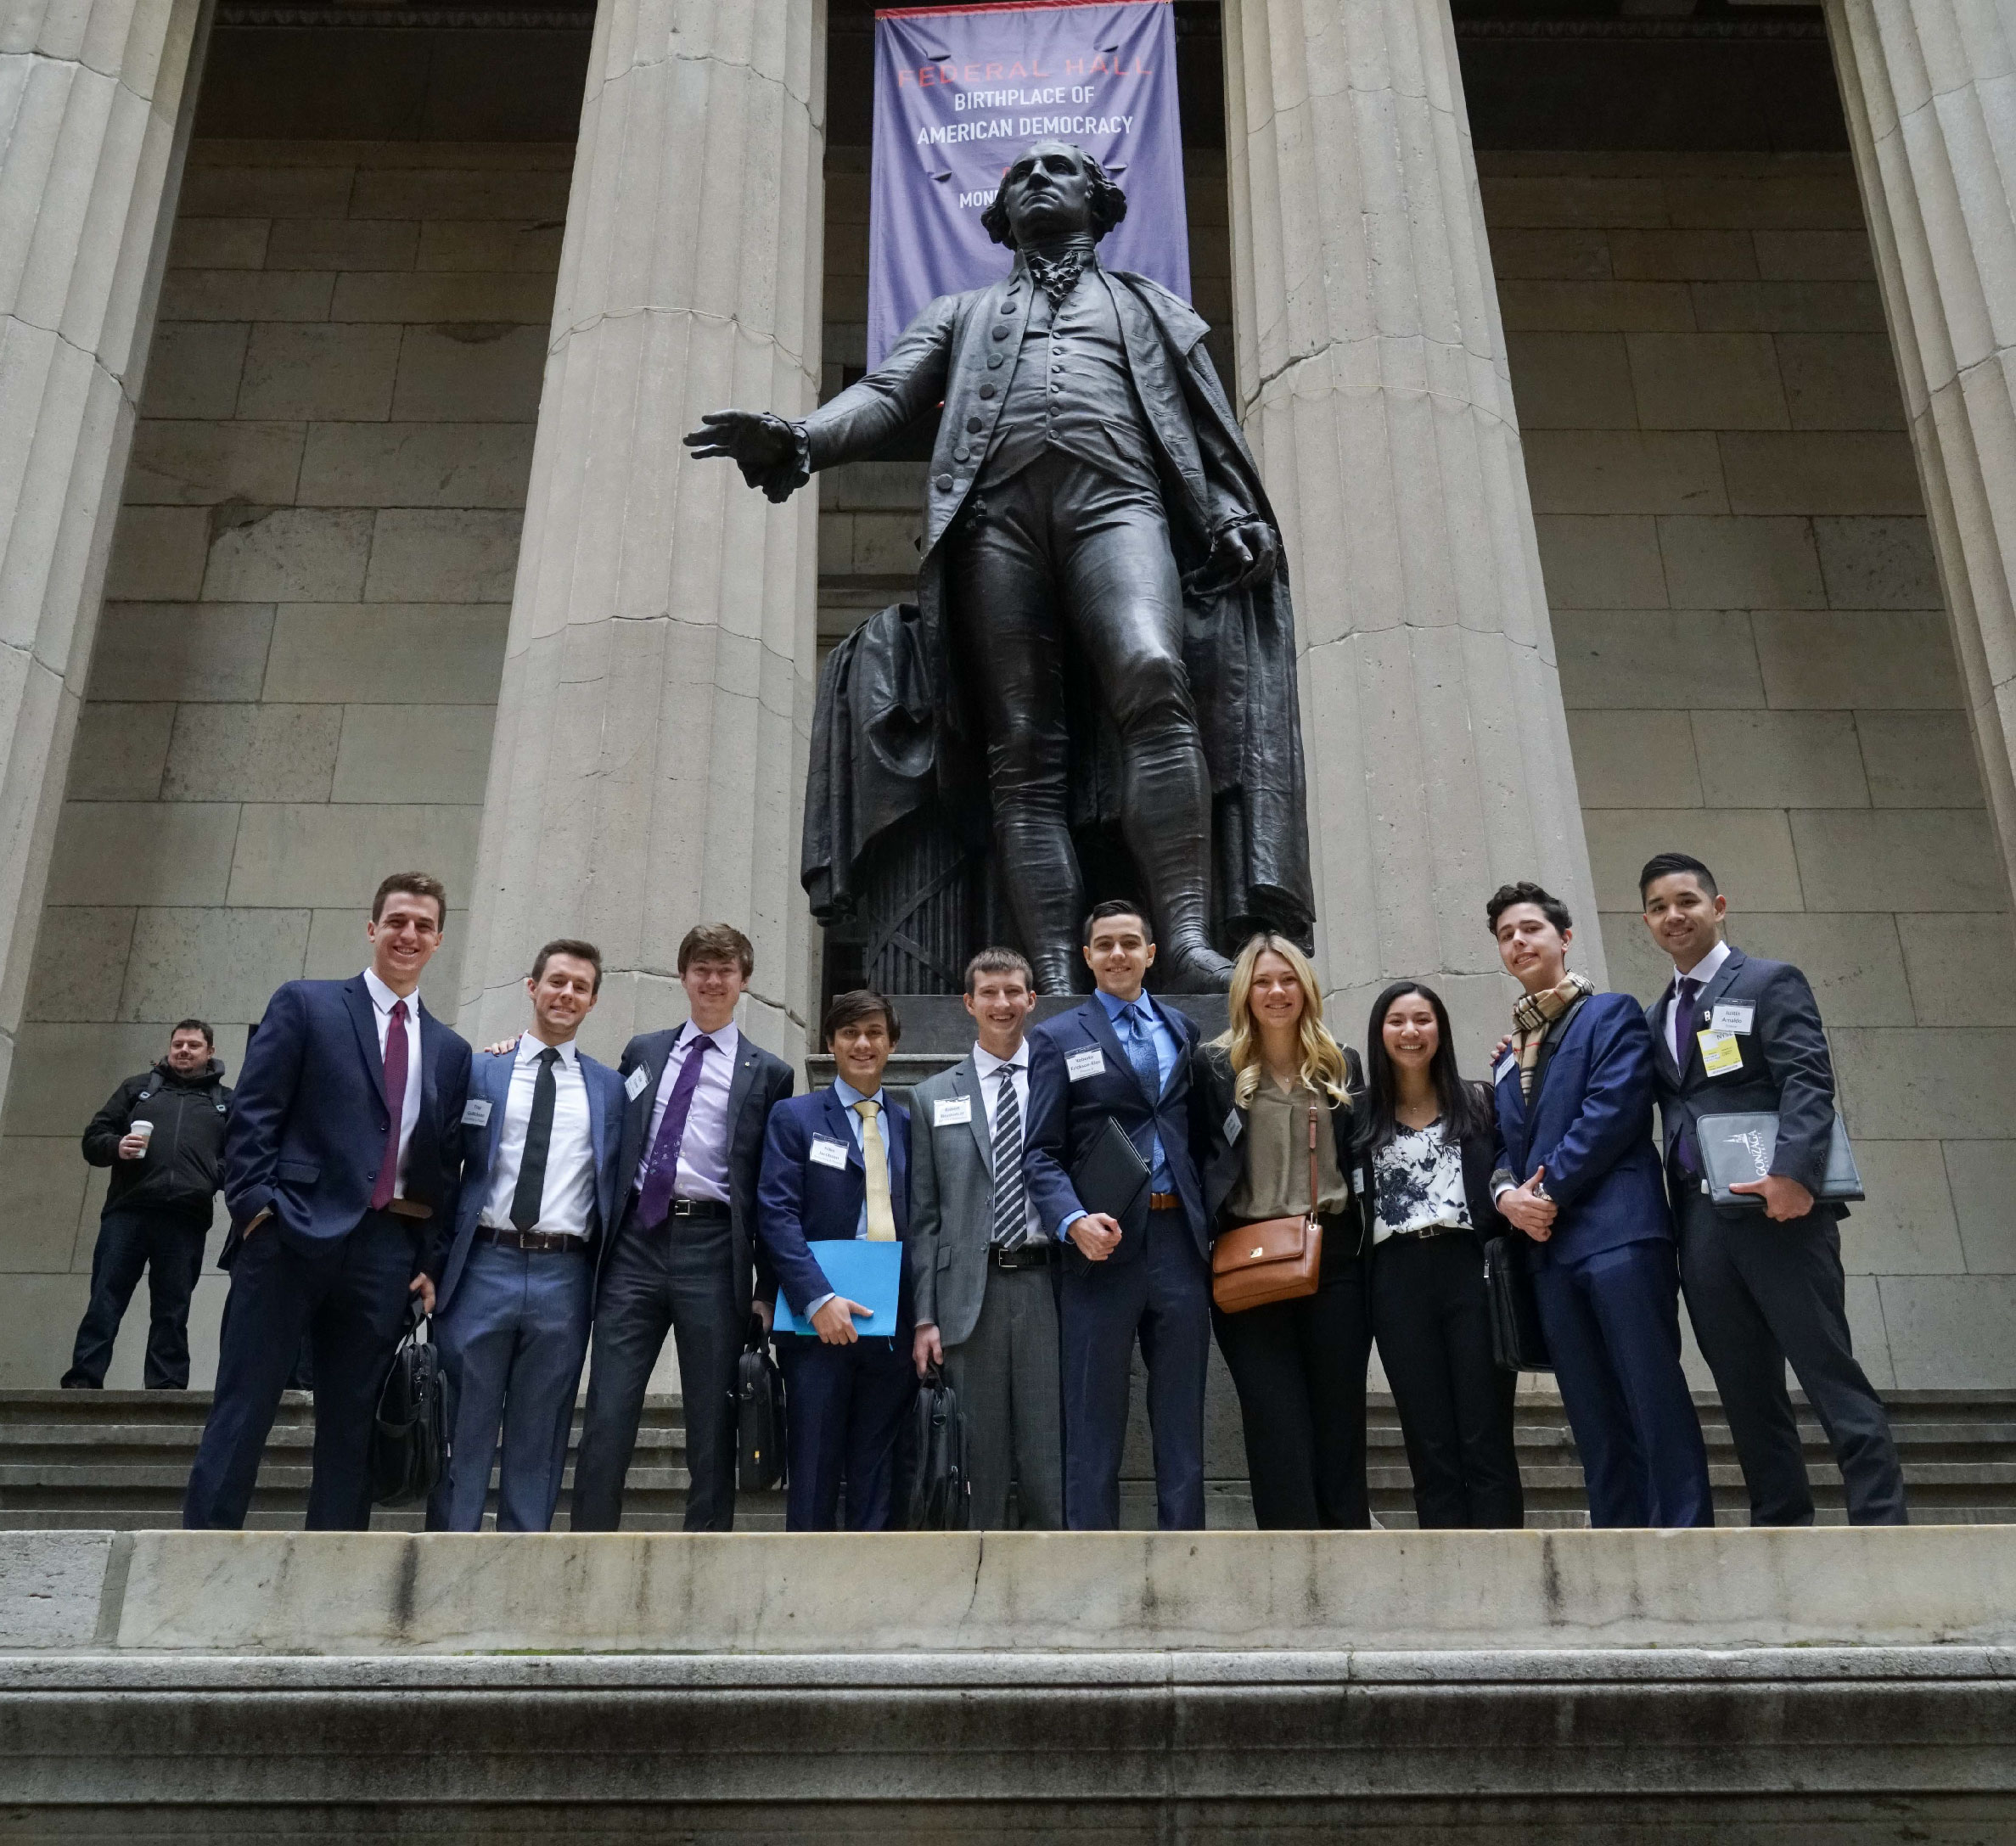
[1676,1187,1906,1525]
[942,1261,1064,1529]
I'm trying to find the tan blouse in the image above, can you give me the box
[1224,1080,1351,1221]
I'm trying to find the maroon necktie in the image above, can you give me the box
[370,998,409,1210]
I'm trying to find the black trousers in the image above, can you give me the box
[1210,1227,1371,1530]
[1370,1232,1524,1529]
[950,451,1216,984]
[183,1210,418,1529]
[64,1205,207,1389]
[1676,1187,1906,1525]
[572,1205,742,1533]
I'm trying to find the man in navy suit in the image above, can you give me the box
[1025,900,1210,1529]
[183,872,473,1529]
[570,923,795,1533]
[429,940,624,1532]
[1640,851,1906,1525]
[756,990,914,1531]
[1487,880,1711,1528]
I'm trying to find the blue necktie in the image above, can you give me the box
[1121,1002,1171,1188]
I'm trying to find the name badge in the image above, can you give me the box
[934,1096,973,1127]
[1711,1002,1755,1035]
[1494,1053,1519,1086]
[624,1064,650,1102]
[1698,1028,1744,1076]
[809,1136,851,1170]
[461,1098,491,1126]
[1222,1107,1243,1144]
[1065,1047,1106,1083]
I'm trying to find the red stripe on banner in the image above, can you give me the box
[876,0,1166,19]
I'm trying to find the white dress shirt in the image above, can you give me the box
[480,1033,596,1236]
[1667,938,1732,1067]
[973,1040,1041,1243]
[362,967,423,1197]
[638,1018,739,1204]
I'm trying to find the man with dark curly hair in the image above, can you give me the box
[687,142,1312,996]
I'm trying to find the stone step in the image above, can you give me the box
[0,1387,2010,1530]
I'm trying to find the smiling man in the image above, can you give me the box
[1485,879,1711,1529]
[909,947,1062,1529]
[429,940,623,1533]
[1025,900,1210,1529]
[183,873,472,1530]
[1639,850,1906,1526]
[687,139,1315,994]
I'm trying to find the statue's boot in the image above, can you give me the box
[1125,731,1233,992]
[997,806,1084,996]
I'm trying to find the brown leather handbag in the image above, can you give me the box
[1211,1101,1324,1313]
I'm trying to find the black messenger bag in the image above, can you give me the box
[904,1366,971,1530]
[738,1317,788,1493]
[370,1299,447,1507]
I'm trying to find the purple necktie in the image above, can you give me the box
[370,998,408,1210]
[636,1033,714,1229]
[1671,976,1701,1175]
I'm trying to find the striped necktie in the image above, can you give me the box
[990,1065,1030,1249]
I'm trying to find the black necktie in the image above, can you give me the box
[510,1047,560,1231]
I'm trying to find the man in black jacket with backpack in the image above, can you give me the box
[64,1019,232,1390]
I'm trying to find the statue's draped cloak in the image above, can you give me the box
[802,269,1315,947]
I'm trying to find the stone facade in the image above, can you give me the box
[0,7,2008,1398]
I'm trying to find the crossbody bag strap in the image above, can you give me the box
[1307,1103,1320,1227]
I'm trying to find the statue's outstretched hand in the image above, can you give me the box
[683,410,806,502]
[1194,518,1279,594]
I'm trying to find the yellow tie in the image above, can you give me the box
[854,1098,897,1241]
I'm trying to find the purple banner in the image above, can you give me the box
[867,0,1189,368]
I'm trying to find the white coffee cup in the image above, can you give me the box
[129,1120,154,1151]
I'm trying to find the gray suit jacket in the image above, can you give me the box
[907,1053,1003,1349]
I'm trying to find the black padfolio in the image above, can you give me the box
[737,1319,788,1493]
[904,1366,972,1531]
[1482,1234,1553,1374]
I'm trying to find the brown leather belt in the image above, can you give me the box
[476,1226,588,1254]
[383,1198,432,1221]
[1149,1191,1181,1211]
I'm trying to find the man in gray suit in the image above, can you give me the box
[910,948,1064,1529]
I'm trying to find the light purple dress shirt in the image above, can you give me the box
[637,1018,738,1204]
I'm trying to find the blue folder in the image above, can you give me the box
[772,1239,903,1338]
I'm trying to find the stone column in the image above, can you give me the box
[1221,0,1603,1045]
[0,0,209,1103]
[461,0,825,1058]
[1828,2,2016,911]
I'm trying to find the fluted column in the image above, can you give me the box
[0,0,208,1103]
[1828,2,2016,908]
[461,0,825,1058]
[1221,0,1603,1046]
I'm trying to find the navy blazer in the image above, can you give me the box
[755,1086,913,1327]
[435,1045,626,1315]
[1025,995,1207,1261]
[222,975,471,1264]
[1645,945,1845,1220]
[1491,990,1671,1265]
[611,1024,795,1314]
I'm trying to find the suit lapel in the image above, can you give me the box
[1698,947,1748,1018]
[344,978,388,1108]
[1672,949,1745,1087]
[726,1037,759,1136]
[823,1085,865,1172]
[953,1056,991,1170]
[1648,979,1682,1086]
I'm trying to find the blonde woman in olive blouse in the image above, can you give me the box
[1195,934,1370,1529]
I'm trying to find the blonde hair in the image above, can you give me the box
[1214,934,1352,1108]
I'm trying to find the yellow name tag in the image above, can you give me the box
[1698,1028,1744,1076]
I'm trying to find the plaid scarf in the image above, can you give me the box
[1509,972,1595,1099]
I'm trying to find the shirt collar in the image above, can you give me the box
[1096,987,1154,1025]
[973,1041,1029,1079]
[679,1018,738,1056]
[362,968,416,1018]
[831,1075,885,1112]
[518,1031,579,1069]
[1673,939,1732,991]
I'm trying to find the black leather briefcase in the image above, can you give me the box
[370,1299,447,1507]
[737,1319,788,1493]
[904,1366,971,1531]
[1482,1234,1553,1374]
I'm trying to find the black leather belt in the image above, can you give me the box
[476,1226,588,1254]
[1384,1222,1471,1242]
[991,1242,1053,1270]
[669,1198,730,1219]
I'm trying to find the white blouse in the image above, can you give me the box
[1372,1120,1472,1244]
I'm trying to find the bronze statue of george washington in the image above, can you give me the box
[687,141,1312,994]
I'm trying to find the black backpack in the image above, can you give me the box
[737,1319,788,1492]
[370,1300,448,1507]
[904,1366,971,1531]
